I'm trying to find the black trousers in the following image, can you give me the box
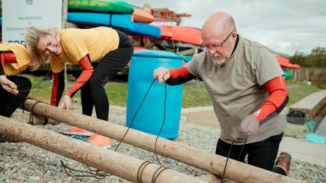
[78,30,133,121]
[215,133,286,175]
[0,76,31,117]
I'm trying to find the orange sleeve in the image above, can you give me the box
[166,66,196,85]
[253,76,289,122]
[65,55,94,97]
[169,66,190,79]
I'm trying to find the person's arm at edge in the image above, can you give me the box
[253,75,289,123]
[50,70,65,106]
[166,66,196,85]
[65,54,94,98]
[0,52,19,95]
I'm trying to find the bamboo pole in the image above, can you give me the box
[0,116,206,183]
[22,99,305,183]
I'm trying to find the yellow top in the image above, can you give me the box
[0,43,31,76]
[49,27,119,73]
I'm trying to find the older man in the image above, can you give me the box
[153,12,291,176]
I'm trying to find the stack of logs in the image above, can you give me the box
[0,99,306,183]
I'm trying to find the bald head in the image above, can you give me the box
[202,12,236,39]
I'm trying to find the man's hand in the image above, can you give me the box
[153,67,170,84]
[59,95,72,110]
[0,75,19,95]
[240,115,260,135]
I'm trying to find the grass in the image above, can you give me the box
[287,83,323,106]
[23,74,323,108]
[182,84,212,107]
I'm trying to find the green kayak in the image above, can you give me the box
[68,0,134,14]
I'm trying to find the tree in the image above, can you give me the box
[290,47,326,68]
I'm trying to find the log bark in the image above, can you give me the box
[0,116,206,183]
[200,174,237,183]
[22,99,305,183]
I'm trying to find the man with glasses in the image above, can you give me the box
[153,12,291,177]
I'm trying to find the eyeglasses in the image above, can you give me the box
[201,31,234,51]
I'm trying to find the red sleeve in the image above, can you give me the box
[253,76,288,122]
[65,55,94,97]
[51,70,65,106]
[169,66,190,79]
[0,52,17,75]
[0,54,5,75]
[51,73,59,106]
[3,52,17,63]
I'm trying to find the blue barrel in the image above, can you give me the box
[126,50,184,139]
[183,56,193,62]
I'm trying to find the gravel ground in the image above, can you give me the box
[1,111,325,183]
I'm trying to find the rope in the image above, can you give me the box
[114,79,169,181]
[220,138,247,183]
[60,160,107,179]
[27,100,48,125]
[9,88,50,126]
[153,83,167,166]
[136,161,168,183]
[137,161,152,183]
[9,77,169,182]
[114,79,156,152]
[151,166,168,183]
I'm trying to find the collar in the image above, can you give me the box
[230,34,239,58]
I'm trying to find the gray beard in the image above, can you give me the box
[210,55,227,67]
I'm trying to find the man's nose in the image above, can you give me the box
[208,48,216,55]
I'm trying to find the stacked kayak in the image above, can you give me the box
[68,0,134,14]
[67,0,161,38]
[158,26,202,45]
[127,7,160,37]
[67,0,134,30]
[126,22,161,38]
[132,9,155,23]
[68,12,134,30]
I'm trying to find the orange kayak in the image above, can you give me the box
[133,9,155,23]
[158,25,202,45]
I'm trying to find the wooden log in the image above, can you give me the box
[22,99,305,183]
[200,174,238,183]
[0,116,206,183]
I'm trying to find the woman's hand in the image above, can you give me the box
[0,75,19,95]
[59,95,72,110]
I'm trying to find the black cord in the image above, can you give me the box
[9,88,49,126]
[114,79,156,152]
[10,77,170,182]
[114,79,169,182]
[220,138,247,183]
[60,160,107,179]
[153,82,167,166]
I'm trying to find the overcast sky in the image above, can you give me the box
[124,0,326,56]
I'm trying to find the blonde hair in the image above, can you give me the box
[24,26,60,71]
